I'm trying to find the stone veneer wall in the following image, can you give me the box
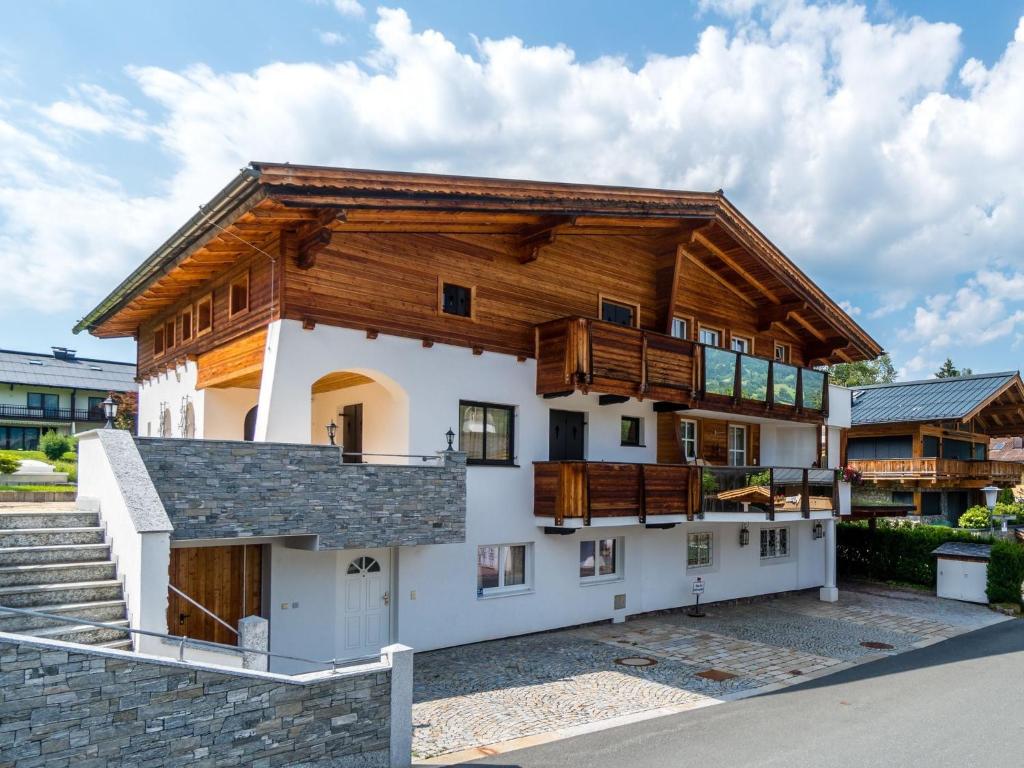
[0,634,390,767]
[134,437,466,548]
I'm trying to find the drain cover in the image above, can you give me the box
[860,641,894,650]
[614,656,657,667]
[696,668,737,681]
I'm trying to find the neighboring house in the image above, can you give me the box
[73,164,882,672]
[0,347,136,450]
[988,436,1024,500]
[847,372,1024,522]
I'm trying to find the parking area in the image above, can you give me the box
[412,583,1008,762]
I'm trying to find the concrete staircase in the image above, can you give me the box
[0,503,130,649]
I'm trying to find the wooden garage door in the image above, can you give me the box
[168,545,262,646]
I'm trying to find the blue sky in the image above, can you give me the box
[2,0,1024,378]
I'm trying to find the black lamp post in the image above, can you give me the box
[445,427,455,452]
[102,396,118,429]
[326,420,337,446]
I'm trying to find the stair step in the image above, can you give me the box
[25,619,130,645]
[0,580,123,608]
[76,497,101,513]
[0,511,99,530]
[0,543,110,567]
[0,599,126,632]
[0,527,105,548]
[0,561,116,588]
[99,638,133,651]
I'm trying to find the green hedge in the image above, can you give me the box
[987,540,1024,605]
[837,522,992,587]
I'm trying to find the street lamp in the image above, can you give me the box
[326,420,337,446]
[101,396,117,429]
[981,485,1007,534]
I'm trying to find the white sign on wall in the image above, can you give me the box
[691,577,705,595]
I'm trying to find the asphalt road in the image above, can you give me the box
[465,619,1024,768]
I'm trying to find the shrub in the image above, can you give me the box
[958,506,991,530]
[998,487,1015,505]
[59,451,78,462]
[987,540,1024,606]
[837,521,992,587]
[0,456,20,475]
[53,460,77,484]
[39,431,72,462]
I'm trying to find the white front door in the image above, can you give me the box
[338,550,391,659]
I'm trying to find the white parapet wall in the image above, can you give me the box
[77,429,173,654]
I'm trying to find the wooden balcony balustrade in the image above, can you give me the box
[849,458,1022,485]
[534,317,829,423]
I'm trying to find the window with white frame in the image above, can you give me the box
[579,538,621,582]
[687,532,713,568]
[477,544,531,596]
[680,419,698,461]
[774,343,789,362]
[671,317,689,340]
[760,527,790,559]
[698,327,721,347]
[727,424,747,466]
[730,335,751,353]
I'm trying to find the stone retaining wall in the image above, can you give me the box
[0,633,393,766]
[0,491,77,503]
[133,438,466,548]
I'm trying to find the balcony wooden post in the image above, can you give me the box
[822,370,830,416]
[732,351,742,403]
[795,367,804,413]
[768,467,776,521]
[638,465,647,523]
[583,462,592,526]
[766,360,775,408]
[639,332,649,396]
[802,469,810,518]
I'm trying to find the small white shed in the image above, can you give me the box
[933,542,991,604]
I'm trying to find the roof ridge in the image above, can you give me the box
[0,349,135,367]
[853,371,1018,391]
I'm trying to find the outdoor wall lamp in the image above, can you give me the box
[445,427,455,452]
[326,420,337,446]
[101,396,117,429]
[812,521,825,540]
[739,525,750,547]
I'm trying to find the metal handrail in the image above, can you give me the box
[0,604,382,672]
[336,450,445,462]
[169,584,238,636]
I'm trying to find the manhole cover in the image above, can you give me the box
[788,670,803,676]
[696,668,737,681]
[860,641,895,650]
[614,656,658,667]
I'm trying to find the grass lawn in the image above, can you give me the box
[0,449,51,464]
[0,484,76,492]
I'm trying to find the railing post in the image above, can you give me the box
[802,468,810,518]
[822,370,830,416]
[638,465,647,523]
[732,351,742,402]
[768,467,776,521]
[766,359,774,408]
[795,367,804,412]
[583,462,592,526]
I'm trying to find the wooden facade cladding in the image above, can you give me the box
[848,458,1021,487]
[656,413,761,466]
[534,461,700,525]
[195,328,268,390]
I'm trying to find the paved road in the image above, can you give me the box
[465,619,1024,768]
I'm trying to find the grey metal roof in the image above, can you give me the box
[850,372,1018,426]
[0,349,136,392]
[932,542,992,560]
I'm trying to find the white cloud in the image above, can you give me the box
[839,300,861,317]
[319,31,347,46]
[0,0,1023,366]
[905,271,1024,352]
[333,0,365,18]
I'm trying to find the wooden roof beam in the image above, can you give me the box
[691,227,781,304]
[517,216,575,263]
[757,301,808,332]
[678,246,757,307]
[283,209,345,270]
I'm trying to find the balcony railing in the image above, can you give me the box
[849,458,1021,485]
[0,404,104,422]
[701,466,839,519]
[535,317,828,420]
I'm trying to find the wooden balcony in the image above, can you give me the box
[534,317,829,423]
[534,461,700,526]
[849,458,1022,486]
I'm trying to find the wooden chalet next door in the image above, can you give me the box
[168,545,263,646]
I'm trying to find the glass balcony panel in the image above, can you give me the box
[802,369,826,410]
[773,363,798,406]
[703,347,737,397]
[739,355,769,402]
[808,470,836,513]
[771,468,804,513]
[702,467,773,515]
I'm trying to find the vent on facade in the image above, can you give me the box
[613,594,626,611]
[51,347,76,360]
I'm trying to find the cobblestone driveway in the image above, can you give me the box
[412,584,1007,761]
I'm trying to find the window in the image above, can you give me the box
[27,393,59,413]
[687,532,713,568]
[600,298,636,327]
[181,307,193,342]
[477,544,531,596]
[671,317,689,340]
[774,343,789,363]
[728,424,747,466]
[579,538,621,582]
[760,527,790,560]
[153,326,164,356]
[196,294,213,335]
[620,416,643,447]
[459,401,515,465]
[164,318,176,350]
[442,282,473,318]
[680,419,698,461]
[730,335,751,354]
[229,272,250,317]
[87,396,104,418]
[698,327,722,347]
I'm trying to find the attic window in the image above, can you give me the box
[153,326,164,356]
[196,294,213,336]
[441,282,473,318]
[229,272,250,317]
[164,318,176,351]
[180,307,193,342]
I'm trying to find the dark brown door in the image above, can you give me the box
[549,410,585,460]
[343,403,363,463]
[167,545,263,646]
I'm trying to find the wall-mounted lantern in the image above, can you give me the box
[102,396,118,429]
[326,420,337,446]
[445,427,455,452]
[812,521,825,540]
[739,525,750,547]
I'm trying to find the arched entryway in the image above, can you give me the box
[243,405,258,442]
[309,369,409,462]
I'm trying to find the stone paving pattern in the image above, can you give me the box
[412,585,1006,759]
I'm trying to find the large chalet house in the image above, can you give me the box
[847,372,1024,522]
[0,347,136,450]
[72,164,881,671]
